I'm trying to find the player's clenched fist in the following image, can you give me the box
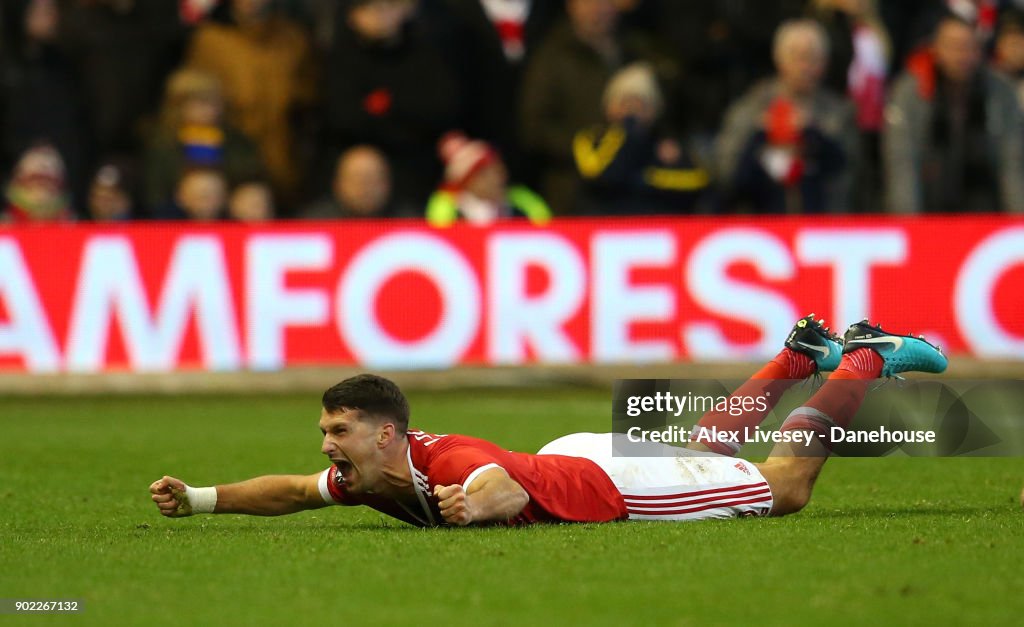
[433,484,474,526]
[149,475,192,517]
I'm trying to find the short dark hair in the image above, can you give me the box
[322,374,410,433]
[934,11,975,37]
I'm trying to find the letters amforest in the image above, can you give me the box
[0,218,1021,372]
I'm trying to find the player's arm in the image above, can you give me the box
[433,467,529,526]
[149,473,328,517]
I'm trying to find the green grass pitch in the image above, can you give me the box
[1,388,1022,626]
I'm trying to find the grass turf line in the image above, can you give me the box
[1,390,1022,626]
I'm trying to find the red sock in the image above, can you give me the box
[753,347,817,381]
[695,348,816,455]
[780,348,883,442]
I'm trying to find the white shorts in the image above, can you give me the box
[537,433,773,521]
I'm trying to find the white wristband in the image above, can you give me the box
[184,485,218,514]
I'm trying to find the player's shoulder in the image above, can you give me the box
[406,428,448,447]
[406,429,505,465]
[406,429,491,451]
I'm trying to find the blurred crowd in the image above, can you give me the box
[3,0,1024,225]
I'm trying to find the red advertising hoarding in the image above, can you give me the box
[1,216,1022,372]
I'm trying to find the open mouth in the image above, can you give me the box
[333,460,353,482]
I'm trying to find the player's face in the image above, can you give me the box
[319,408,385,493]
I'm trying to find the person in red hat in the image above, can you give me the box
[2,143,72,223]
[426,132,550,226]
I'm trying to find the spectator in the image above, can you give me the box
[60,0,185,158]
[426,132,550,226]
[2,142,72,222]
[323,0,462,209]
[883,13,1024,213]
[651,1,806,137]
[303,145,412,219]
[144,67,263,214]
[443,0,561,181]
[228,180,275,222]
[179,0,220,26]
[573,63,712,215]
[810,0,890,132]
[945,0,999,45]
[878,1,953,73]
[186,0,317,204]
[715,19,858,214]
[809,0,892,211]
[0,0,88,209]
[87,160,137,221]
[155,167,228,221]
[519,0,678,214]
[993,7,1024,109]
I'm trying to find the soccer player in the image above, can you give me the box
[149,317,947,525]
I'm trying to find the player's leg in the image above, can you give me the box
[755,320,948,516]
[533,317,842,521]
[543,315,838,459]
[540,432,777,520]
[537,432,775,520]
[689,314,843,455]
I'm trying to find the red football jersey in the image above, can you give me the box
[321,429,628,526]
